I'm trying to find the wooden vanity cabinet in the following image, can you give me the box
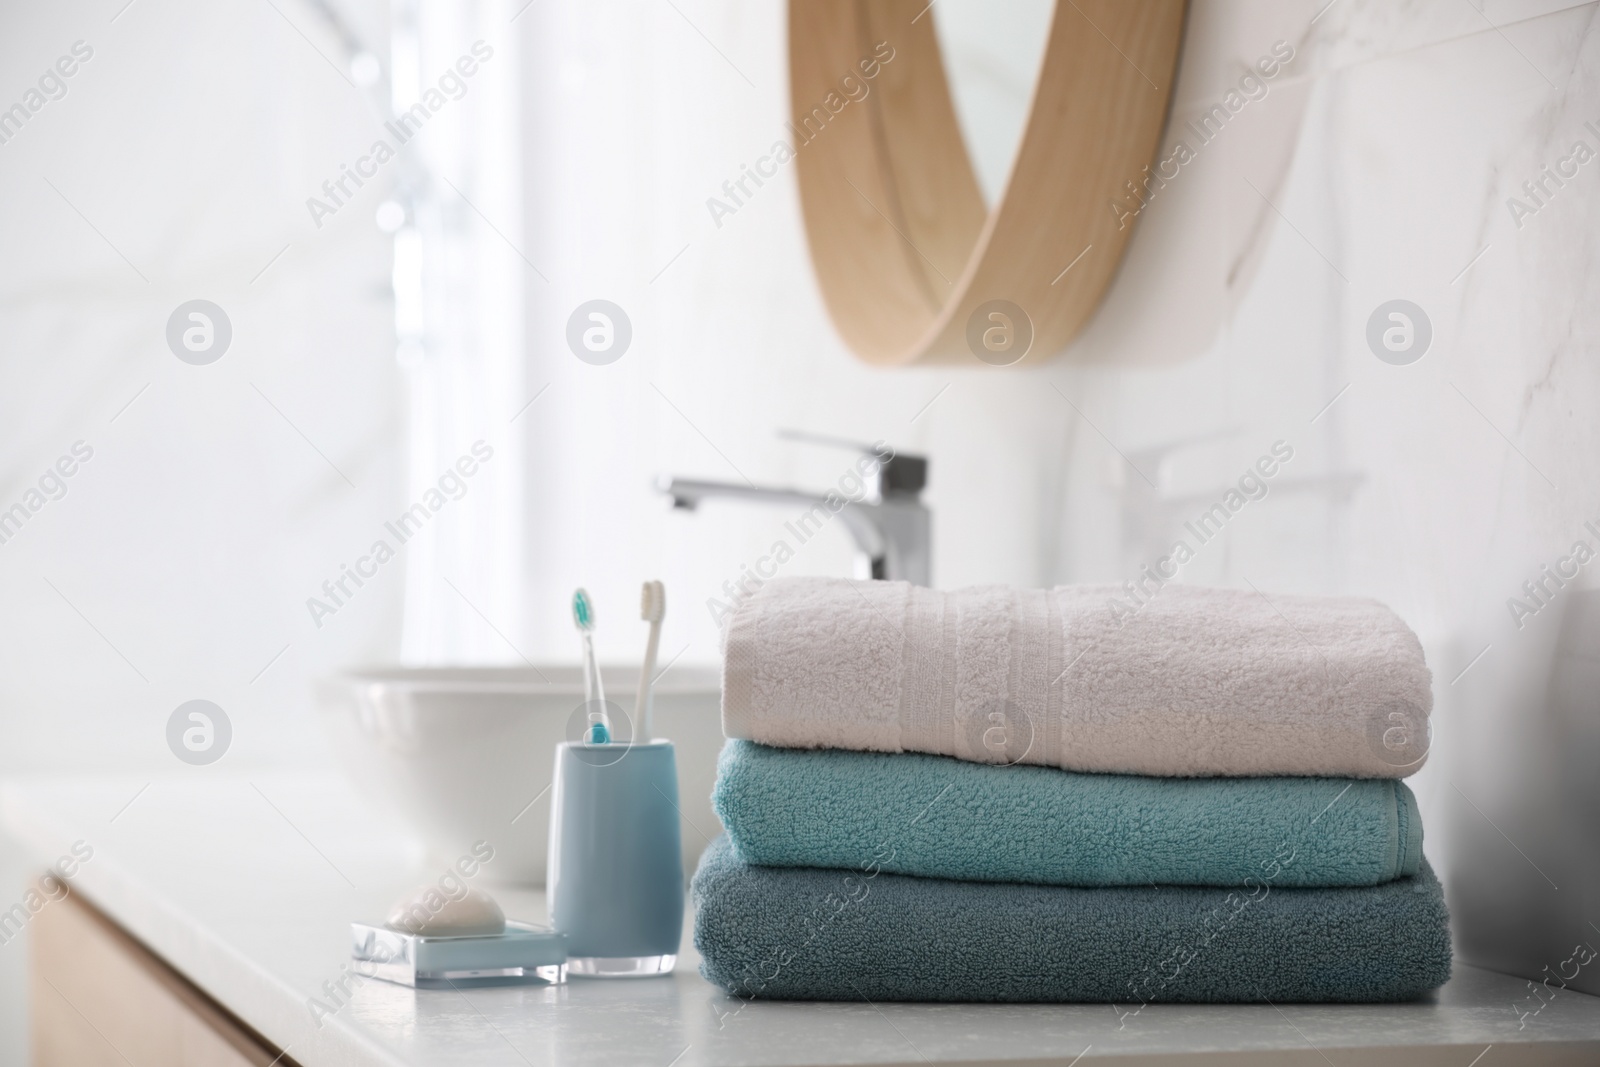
[31,890,295,1067]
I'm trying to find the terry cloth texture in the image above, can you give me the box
[721,577,1433,779]
[713,740,1422,888]
[691,835,1453,1003]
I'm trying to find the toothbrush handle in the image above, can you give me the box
[582,634,605,706]
[635,622,662,743]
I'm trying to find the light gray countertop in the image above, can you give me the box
[3,773,1598,1066]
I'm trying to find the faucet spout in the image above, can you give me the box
[660,477,824,514]
[656,465,931,586]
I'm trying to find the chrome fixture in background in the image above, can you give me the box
[658,435,931,585]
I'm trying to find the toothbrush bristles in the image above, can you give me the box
[640,580,665,622]
[572,588,594,630]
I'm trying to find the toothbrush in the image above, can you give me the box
[572,588,609,743]
[635,581,665,743]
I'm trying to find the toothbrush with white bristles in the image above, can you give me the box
[635,581,665,743]
[572,588,609,744]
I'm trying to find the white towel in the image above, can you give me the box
[722,578,1433,778]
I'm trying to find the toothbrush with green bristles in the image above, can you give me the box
[572,588,609,743]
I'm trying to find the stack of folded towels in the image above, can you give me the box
[691,577,1452,1003]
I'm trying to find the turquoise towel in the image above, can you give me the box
[692,835,1453,1003]
[714,741,1421,888]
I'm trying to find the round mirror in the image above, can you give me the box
[788,0,1187,367]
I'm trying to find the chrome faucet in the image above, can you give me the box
[658,434,931,585]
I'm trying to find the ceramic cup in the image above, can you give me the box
[547,740,684,976]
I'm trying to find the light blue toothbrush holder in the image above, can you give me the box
[547,739,684,976]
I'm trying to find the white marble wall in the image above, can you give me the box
[0,0,403,775]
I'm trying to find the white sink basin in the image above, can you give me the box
[315,665,725,885]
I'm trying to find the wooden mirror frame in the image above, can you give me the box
[789,0,1187,366]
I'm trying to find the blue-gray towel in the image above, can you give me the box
[692,836,1452,1003]
[714,740,1421,888]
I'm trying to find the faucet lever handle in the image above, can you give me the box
[776,428,878,452]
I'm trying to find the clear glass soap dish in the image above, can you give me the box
[350,920,568,988]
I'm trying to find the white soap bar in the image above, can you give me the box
[385,883,506,937]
